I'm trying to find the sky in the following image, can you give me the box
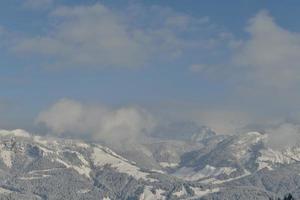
[1,0,300,147]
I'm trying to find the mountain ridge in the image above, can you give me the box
[0,129,298,199]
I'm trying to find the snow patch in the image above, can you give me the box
[29,168,61,174]
[212,170,251,184]
[18,174,51,180]
[159,162,178,168]
[139,186,165,200]
[230,132,265,161]
[55,157,91,178]
[76,142,90,148]
[173,186,187,197]
[189,187,220,199]
[0,150,12,168]
[92,146,153,181]
[174,165,236,181]
[0,187,13,194]
[77,189,91,194]
[257,147,300,170]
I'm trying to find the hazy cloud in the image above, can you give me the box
[187,109,252,135]
[36,99,156,145]
[265,123,300,150]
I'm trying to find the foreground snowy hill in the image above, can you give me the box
[0,129,211,200]
[0,129,299,199]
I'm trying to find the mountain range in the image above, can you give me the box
[0,128,299,199]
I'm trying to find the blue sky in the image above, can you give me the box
[1,0,300,138]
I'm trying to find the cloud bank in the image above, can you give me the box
[36,99,156,145]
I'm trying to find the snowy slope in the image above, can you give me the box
[0,129,299,199]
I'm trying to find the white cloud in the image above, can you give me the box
[193,11,300,90]
[15,4,145,68]
[14,3,209,69]
[36,99,156,144]
[233,10,300,88]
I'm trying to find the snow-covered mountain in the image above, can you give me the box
[0,129,299,199]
